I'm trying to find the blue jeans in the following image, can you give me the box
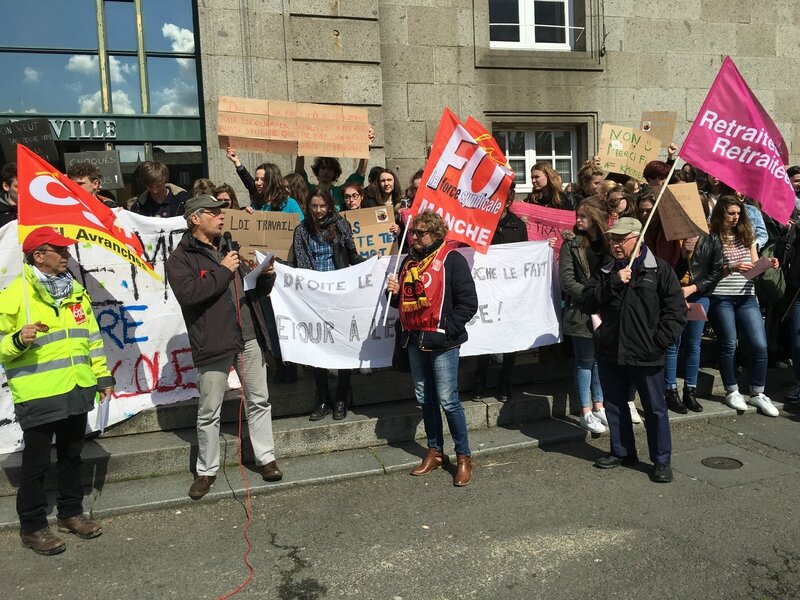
[792,300,800,381]
[665,295,709,389]
[709,295,767,394]
[407,345,471,456]
[572,336,603,408]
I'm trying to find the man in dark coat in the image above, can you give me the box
[581,217,686,483]
[166,195,283,499]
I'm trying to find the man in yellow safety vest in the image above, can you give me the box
[0,227,114,555]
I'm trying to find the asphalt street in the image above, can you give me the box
[2,410,800,600]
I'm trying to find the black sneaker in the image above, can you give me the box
[651,463,674,483]
[665,388,688,414]
[594,454,639,469]
[332,399,347,420]
[682,386,703,413]
[309,402,331,421]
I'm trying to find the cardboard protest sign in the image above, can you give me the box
[342,205,398,258]
[411,108,514,253]
[217,97,370,158]
[659,182,709,241]
[511,201,575,255]
[598,124,661,181]
[64,150,124,190]
[223,209,300,262]
[0,118,58,163]
[640,111,677,149]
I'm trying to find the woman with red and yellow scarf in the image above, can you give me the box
[386,211,478,486]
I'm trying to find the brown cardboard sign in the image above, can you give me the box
[598,124,661,181]
[217,97,370,157]
[223,209,300,262]
[342,206,398,258]
[640,111,678,149]
[659,182,709,241]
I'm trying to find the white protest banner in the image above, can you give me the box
[0,213,239,454]
[269,241,561,369]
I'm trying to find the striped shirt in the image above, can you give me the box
[712,235,754,296]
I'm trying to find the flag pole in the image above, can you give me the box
[381,218,410,327]
[627,160,679,267]
[19,247,31,323]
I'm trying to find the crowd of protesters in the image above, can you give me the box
[2,136,800,556]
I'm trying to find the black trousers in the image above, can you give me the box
[312,368,352,402]
[17,412,87,533]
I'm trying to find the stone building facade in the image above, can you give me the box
[198,0,799,198]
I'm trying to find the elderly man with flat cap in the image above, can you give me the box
[0,227,114,555]
[580,217,686,483]
[166,195,282,500]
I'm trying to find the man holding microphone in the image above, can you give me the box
[0,227,114,555]
[166,195,282,499]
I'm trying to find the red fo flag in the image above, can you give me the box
[16,144,160,280]
[680,56,795,224]
[411,108,514,253]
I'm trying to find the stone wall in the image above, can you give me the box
[196,0,800,198]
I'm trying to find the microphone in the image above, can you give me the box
[222,231,240,252]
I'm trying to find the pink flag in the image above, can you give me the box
[680,56,795,224]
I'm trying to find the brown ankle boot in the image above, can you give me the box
[454,454,472,487]
[410,448,444,476]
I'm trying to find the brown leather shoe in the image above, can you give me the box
[454,454,472,487]
[189,475,216,499]
[259,460,283,482]
[58,514,103,539]
[20,527,66,555]
[410,448,444,476]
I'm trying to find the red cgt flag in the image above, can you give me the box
[16,144,160,280]
[411,108,514,253]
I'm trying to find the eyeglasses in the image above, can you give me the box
[608,235,637,246]
[343,193,361,200]
[37,246,69,256]
[409,228,430,238]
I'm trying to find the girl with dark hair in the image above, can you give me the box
[291,187,365,421]
[706,196,779,416]
[606,186,637,222]
[225,147,304,218]
[284,172,309,213]
[524,162,578,210]
[559,196,611,433]
[378,168,401,209]
[212,183,240,210]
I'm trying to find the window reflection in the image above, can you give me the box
[0,0,97,50]
[142,0,195,54]
[105,1,138,52]
[147,57,198,116]
[0,53,101,114]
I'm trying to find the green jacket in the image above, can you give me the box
[0,265,113,427]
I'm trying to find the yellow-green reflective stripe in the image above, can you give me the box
[5,355,90,379]
[68,329,89,339]
[89,348,105,359]
[31,330,67,348]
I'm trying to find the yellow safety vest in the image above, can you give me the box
[0,265,111,404]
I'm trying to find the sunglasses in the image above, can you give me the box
[409,228,430,238]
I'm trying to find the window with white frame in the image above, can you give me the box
[489,0,581,51]
[493,127,577,192]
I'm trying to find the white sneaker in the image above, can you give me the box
[725,390,747,411]
[593,408,608,426]
[579,412,606,434]
[747,393,779,417]
[628,401,642,424]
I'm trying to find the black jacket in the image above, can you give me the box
[391,243,479,351]
[492,209,528,244]
[130,184,190,218]
[166,232,275,367]
[581,247,686,366]
[0,199,16,228]
[689,234,724,296]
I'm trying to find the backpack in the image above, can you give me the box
[754,243,786,306]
